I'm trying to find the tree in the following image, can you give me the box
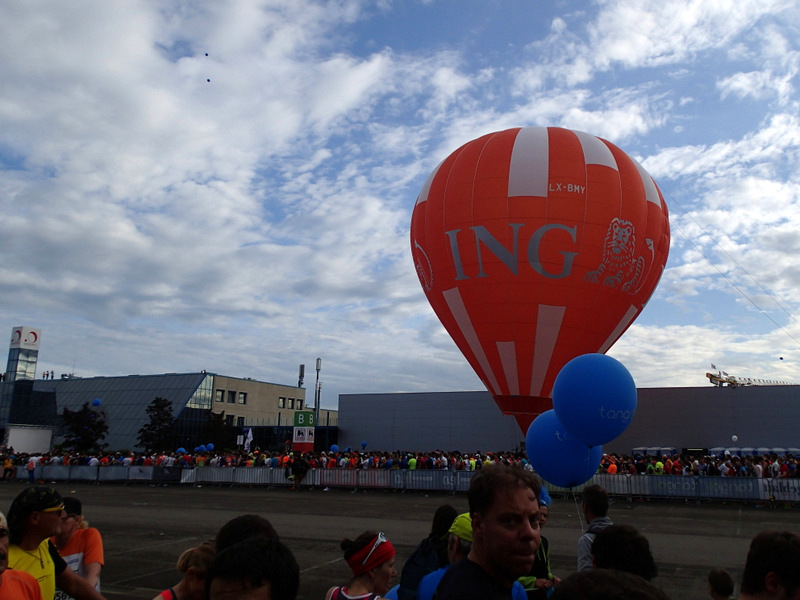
[61,402,109,453]
[137,397,176,453]
[201,410,233,451]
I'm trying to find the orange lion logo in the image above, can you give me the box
[584,218,653,294]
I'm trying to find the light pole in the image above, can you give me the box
[314,357,321,423]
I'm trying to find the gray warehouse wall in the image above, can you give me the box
[338,391,525,452]
[337,385,800,454]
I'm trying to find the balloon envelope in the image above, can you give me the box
[207,443,215,451]
[411,127,669,432]
[552,353,637,447]
[525,410,602,488]
[330,444,339,453]
[92,398,102,407]
[176,448,186,454]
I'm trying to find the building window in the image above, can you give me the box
[227,390,236,404]
[237,416,245,427]
[226,414,234,426]
[238,392,247,405]
[215,390,224,403]
[279,397,286,408]
[288,398,295,409]
[297,399,303,410]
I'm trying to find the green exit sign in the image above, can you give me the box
[294,411,315,427]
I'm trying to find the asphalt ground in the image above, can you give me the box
[1,481,799,600]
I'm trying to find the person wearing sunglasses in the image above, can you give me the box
[52,496,105,599]
[326,531,398,600]
[7,487,107,600]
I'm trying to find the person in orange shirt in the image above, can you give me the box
[51,497,104,598]
[0,510,42,600]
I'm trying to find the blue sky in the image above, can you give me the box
[1,0,799,408]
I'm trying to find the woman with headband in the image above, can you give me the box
[326,530,398,600]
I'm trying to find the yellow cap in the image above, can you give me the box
[448,513,472,542]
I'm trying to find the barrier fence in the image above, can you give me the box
[17,466,800,503]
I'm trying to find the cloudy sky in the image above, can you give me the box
[2,0,799,409]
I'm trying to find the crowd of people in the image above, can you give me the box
[0,466,798,600]
[5,446,800,481]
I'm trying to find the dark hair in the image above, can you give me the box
[708,568,734,598]
[467,463,540,517]
[341,530,378,561]
[581,484,609,518]
[206,537,299,600]
[552,569,672,600]
[741,531,800,595]
[215,514,278,552]
[592,525,657,580]
[430,504,457,539]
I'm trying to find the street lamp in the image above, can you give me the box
[314,358,321,423]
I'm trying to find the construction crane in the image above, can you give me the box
[706,370,794,387]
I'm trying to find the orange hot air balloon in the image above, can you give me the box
[410,126,670,433]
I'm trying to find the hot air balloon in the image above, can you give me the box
[410,126,669,433]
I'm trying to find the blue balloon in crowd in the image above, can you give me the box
[538,485,552,507]
[525,410,602,488]
[330,444,339,453]
[176,447,186,454]
[552,353,637,447]
[193,446,200,452]
[207,443,214,451]
[92,398,102,407]
[198,444,207,452]
[361,441,367,449]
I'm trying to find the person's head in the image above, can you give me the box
[582,485,609,519]
[552,569,672,600]
[467,462,541,586]
[207,537,299,600]
[215,514,279,552]
[56,496,85,544]
[538,504,549,529]
[592,525,657,580]
[0,512,8,578]
[708,568,735,599]
[342,530,397,596]
[175,541,216,600]
[447,512,473,564]
[430,504,458,540]
[741,531,800,599]
[7,486,65,544]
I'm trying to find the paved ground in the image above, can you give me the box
[1,481,798,600]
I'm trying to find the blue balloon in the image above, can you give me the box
[176,448,186,454]
[207,443,214,451]
[361,441,367,449]
[198,445,207,453]
[552,353,637,447]
[92,398,102,407]
[538,485,553,507]
[526,410,602,488]
[193,446,200,452]
[330,444,339,453]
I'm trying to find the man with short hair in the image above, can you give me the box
[739,530,800,600]
[7,487,106,600]
[576,484,612,572]
[206,537,299,600]
[434,463,541,600]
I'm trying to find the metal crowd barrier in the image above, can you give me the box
[16,466,800,503]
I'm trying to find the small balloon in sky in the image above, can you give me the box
[207,78,210,82]
[780,356,784,360]
[731,434,738,442]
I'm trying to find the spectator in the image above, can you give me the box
[7,486,106,600]
[591,525,657,580]
[576,484,612,572]
[708,568,735,600]
[52,496,104,598]
[206,537,299,600]
[518,488,560,599]
[434,463,541,600]
[326,530,398,600]
[739,530,800,600]
[153,541,215,600]
[398,503,457,600]
[0,510,42,599]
